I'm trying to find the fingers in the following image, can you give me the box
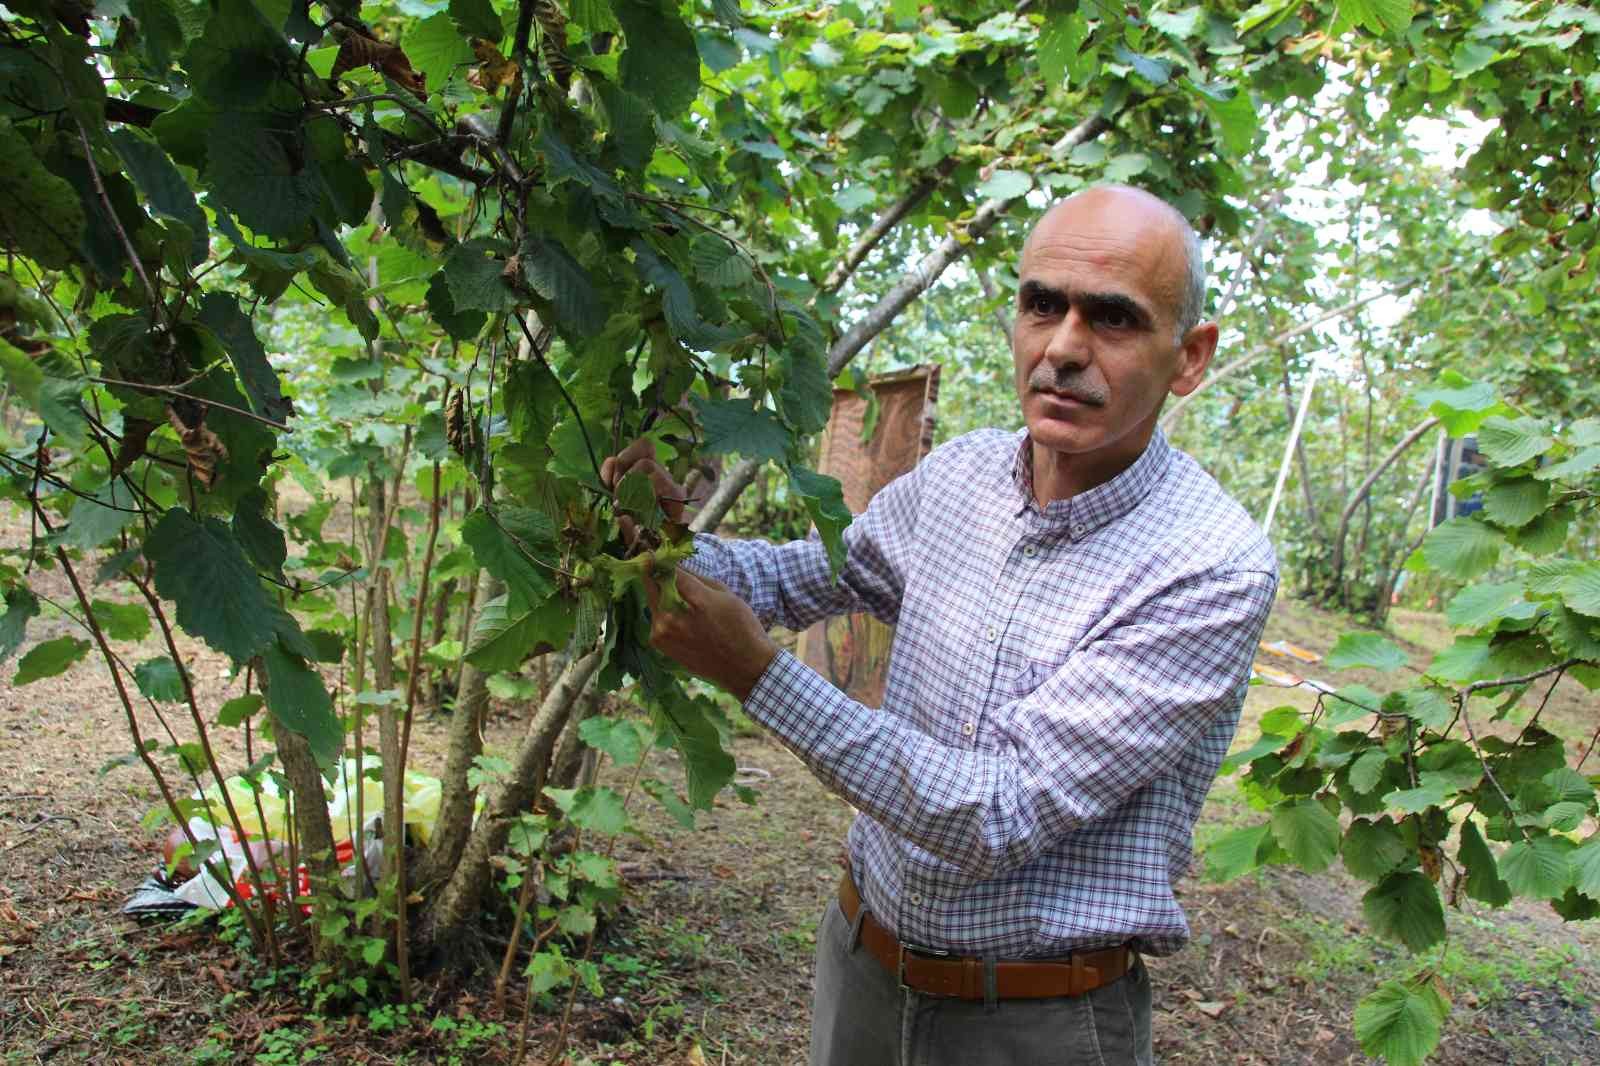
[602,438,658,488]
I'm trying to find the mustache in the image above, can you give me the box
[1027,367,1106,406]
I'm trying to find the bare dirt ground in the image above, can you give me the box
[3,572,1599,1064]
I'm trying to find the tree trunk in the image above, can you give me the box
[1328,415,1441,600]
[416,573,503,891]
[1372,445,1439,624]
[547,687,604,793]
[420,648,602,960]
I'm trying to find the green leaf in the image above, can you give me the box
[465,594,574,672]
[1354,978,1448,1066]
[1347,748,1390,794]
[1560,564,1600,618]
[0,121,87,268]
[442,238,518,314]
[689,236,752,288]
[579,717,651,768]
[107,128,208,263]
[1270,798,1341,872]
[695,397,791,462]
[145,509,279,663]
[217,693,264,727]
[1445,582,1535,629]
[184,0,294,108]
[1342,818,1412,882]
[1481,478,1549,528]
[520,237,606,337]
[1326,631,1408,671]
[262,641,341,769]
[1337,0,1414,37]
[595,81,656,172]
[1414,376,1497,434]
[91,599,150,642]
[615,0,701,118]
[614,470,661,529]
[61,480,138,550]
[1202,87,1257,156]
[1203,823,1273,881]
[1420,518,1502,581]
[974,169,1032,200]
[467,753,512,790]
[0,586,41,664]
[205,117,323,238]
[1426,634,1494,683]
[652,692,736,808]
[1500,837,1572,900]
[1458,820,1513,906]
[135,656,186,702]
[1111,44,1173,86]
[1362,871,1446,952]
[777,344,831,436]
[1572,835,1600,898]
[642,777,696,828]
[1151,7,1205,38]
[197,292,291,423]
[14,635,91,685]
[544,785,628,835]
[786,465,852,579]
[1477,415,1554,468]
[1536,445,1600,483]
[232,490,288,578]
[448,0,503,41]
[426,271,486,342]
[460,507,557,609]
[1386,772,1463,812]
[405,13,476,92]
[1510,505,1572,555]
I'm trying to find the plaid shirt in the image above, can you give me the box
[688,428,1277,958]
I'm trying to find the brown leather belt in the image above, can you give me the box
[838,870,1134,1000]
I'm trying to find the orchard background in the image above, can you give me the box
[0,1,1597,1063]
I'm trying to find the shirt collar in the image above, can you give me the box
[1009,427,1174,533]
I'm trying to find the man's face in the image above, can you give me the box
[1011,190,1215,479]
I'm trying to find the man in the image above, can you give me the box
[602,185,1277,1065]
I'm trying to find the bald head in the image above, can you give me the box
[1023,186,1207,342]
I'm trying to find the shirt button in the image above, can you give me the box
[984,625,998,642]
[961,721,975,737]
[1022,544,1037,558]
[1072,523,1087,537]
[909,893,923,906]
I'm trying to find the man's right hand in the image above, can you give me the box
[600,438,690,545]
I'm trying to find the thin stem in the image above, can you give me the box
[131,573,282,964]
[35,512,264,944]
[512,313,604,487]
[86,377,291,431]
[73,121,162,319]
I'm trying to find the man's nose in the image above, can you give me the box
[1042,310,1092,368]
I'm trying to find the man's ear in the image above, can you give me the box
[1169,321,1219,397]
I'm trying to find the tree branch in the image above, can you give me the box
[690,113,1113,534]
[1329,415,1440,593]
[817,154,959,298]
[1161,281,1417,431]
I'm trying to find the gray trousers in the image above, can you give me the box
[810,899,1154,1066]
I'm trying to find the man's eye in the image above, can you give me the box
[1099,308,1133,328]
[1027,295,1059,315]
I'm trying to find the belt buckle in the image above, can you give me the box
[896,941,951,994]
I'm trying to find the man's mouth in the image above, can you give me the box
[1035,388,1104,408]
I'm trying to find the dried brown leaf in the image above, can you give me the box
[331,31,427,100]
[167,408,228,490]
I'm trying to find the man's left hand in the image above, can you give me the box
[643,562,779,702]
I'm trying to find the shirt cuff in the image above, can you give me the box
[742,649,840,754]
